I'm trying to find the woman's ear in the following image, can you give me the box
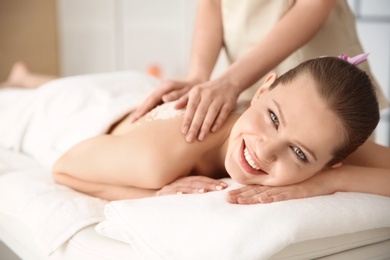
[331,162,343,168]
[252,73,277,104]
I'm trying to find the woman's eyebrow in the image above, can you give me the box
[272,99,318,162]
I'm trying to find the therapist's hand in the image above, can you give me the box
[129,78,203,123]
[156,176,228,196]
[175,78,239,143]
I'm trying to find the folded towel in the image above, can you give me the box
[96,179,390,260]
[0,164,107,255]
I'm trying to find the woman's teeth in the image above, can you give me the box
[244,148,261,171]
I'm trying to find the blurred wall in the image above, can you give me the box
[56,0,198,78]
[0,0,59,81]
[348,0,390,145]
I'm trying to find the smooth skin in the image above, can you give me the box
[129,0,337,143]
[52,73,390,203]
[0,62,56,88]
[227,141,390,204]
[3,63,389,204]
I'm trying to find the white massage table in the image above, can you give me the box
[1,145,390,260]
[0,72,389,259]
[1,213,389,260]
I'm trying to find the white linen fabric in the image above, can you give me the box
[0,71,157,169]
[0,71,157,254]
[96,181,390,260]
[0,146,107,255]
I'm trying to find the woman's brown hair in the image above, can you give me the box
[270,57,380,166]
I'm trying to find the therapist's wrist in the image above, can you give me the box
[186,68,211,84]
[215,72,249,97]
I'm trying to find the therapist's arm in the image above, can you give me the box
[178,0,338,142]
[129,0,223,123]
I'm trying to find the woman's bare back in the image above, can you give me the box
[53,102,237,192]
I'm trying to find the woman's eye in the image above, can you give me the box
[269,110,279,128]
[292,146,308,163]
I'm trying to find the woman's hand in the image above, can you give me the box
[156,176,228,196]
[227,170,337,204]
[129,78,203,123]
[175,78,240,143]
[226,185,308,204]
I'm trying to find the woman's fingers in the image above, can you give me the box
[227,185,308,204]
[156,176,228,196]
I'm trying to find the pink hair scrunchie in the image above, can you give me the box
[337,53,369,65]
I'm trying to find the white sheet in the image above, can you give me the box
[0,71,158,255]
[96,183,390,260]
[0,147,108,255]
[0,71,157,169]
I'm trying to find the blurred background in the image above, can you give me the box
[0,0,389,145]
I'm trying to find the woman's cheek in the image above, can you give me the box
[271,162,303,186]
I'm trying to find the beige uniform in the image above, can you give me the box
[222,0,389,109]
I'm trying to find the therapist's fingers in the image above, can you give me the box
[174,93,189,110]
[129,80,183,122]
[180,82,238,142]
[210,102,235,133]
[162,87,191,103]
[129,86,167,122]
[129,93,162,122]
[181,90,203,139]
[196,100,223,141]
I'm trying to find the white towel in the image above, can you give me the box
[0,71,158,255]
[96,179,390,260]
[0,71,158,169]
[0,147,108,255]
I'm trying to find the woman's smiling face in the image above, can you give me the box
[225,73,343,186]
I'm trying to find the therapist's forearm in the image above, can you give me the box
[217,0,337,92]
[187,0,223,82]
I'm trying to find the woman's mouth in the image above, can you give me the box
[244,147,261,170]
[239,140,268,175]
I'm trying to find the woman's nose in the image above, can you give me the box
[256,137,278,163]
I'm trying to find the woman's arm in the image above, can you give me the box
[227,141,390,204]
[53,173,157,201]
[52,117,199,192]
[334,140,390,196]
